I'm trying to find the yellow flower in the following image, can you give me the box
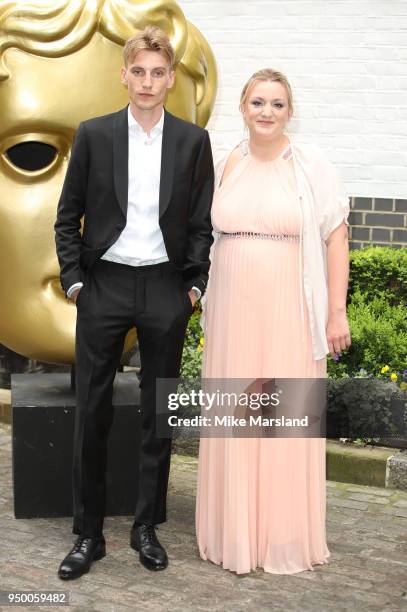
[390,373,398,382]
[381,365,390,374]
[199,337,205,346]
[197,345,202,353]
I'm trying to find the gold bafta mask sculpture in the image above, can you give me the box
[0,0,217,364]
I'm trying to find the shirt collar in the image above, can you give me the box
[127,106,164,138]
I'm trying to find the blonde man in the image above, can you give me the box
[55,26,214,579]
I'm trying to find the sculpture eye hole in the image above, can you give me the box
[5,141,58,171]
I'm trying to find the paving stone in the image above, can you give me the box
[345,485,394,497]
[326,498,369,511]
[382,506,407,519]
[326,480,340,488]
[1,423,407,611]
[349,493,390,504]
[326,488,347,498]
[394,500,407,508]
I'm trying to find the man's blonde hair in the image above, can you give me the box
[240,68,294,115]
[123,26,175,68]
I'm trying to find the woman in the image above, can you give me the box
[196,69,351,575]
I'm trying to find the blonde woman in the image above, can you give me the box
[196,69,351,574]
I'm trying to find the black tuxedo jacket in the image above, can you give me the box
[55,106,214,296]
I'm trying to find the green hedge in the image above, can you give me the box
[329,246,406,379]
[180,310,203,380]
[348,246,407,306]
[328,290,406,378]
[326,377,405,439]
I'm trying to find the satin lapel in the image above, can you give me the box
[159,110,176,218]
[113,106,129,218]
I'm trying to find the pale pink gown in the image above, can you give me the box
[195,144,331,574]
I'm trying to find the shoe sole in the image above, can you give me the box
[130,538,168,571]
[58,547,106,580]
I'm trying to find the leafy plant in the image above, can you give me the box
[328,290,407,378]
[326,377,405,440]
[180,308,203,380]
[348,246,407,306]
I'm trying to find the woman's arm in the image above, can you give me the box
[325,221,352,356]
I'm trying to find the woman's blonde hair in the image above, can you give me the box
[240,68,294,115]
[123,25,175,68]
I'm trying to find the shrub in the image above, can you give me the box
[326,377,405,439]
[180,308,203,380]
[348,246,407,306]
[328,290,407,379]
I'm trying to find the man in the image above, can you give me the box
[55,26,214,579]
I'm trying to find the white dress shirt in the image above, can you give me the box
[102,107,168,266]
[67,107,201,300]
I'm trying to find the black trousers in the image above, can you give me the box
[72,258,193,537]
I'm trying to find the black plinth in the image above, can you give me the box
[11,372,141,519]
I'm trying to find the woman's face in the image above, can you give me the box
[241,80,291,142]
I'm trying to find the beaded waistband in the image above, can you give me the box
[219,231,301,243]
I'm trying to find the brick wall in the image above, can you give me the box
[349,198,407,249]
[179,0,407,248]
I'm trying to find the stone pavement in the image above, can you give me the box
[0,422,406,612]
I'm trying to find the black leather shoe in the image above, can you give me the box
[130,524,168,571]
[58,535,106,580]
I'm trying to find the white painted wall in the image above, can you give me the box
[180,0,407,198]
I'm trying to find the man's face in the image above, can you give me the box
[0,34,195,364]
[121,50,175,113]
